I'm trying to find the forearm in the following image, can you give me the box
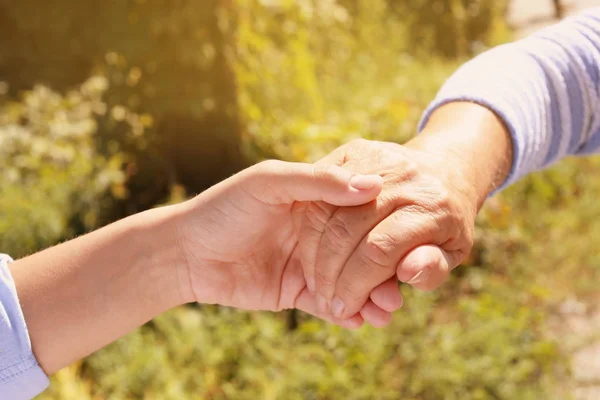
[418,8,600,192]
[9,205,193,374]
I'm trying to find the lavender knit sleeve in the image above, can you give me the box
[419,8,600,193]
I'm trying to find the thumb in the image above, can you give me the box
[247,160,383,206]
[396,245,460,292]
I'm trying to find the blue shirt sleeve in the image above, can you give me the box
[419,8,600,194]
[0,254,49,399]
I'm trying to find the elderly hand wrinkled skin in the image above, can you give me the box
[298,138,479,325]
[298,101,514,327]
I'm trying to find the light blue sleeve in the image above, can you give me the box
[419,8,600,194]
[0,254,49,399]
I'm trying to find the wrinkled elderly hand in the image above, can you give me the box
[299,138,479,325]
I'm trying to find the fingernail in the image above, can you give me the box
[307,277,316,294]
[317,295,328,314]
[407,268,431,285]
[331,297,345,318]
[349,174,381,191]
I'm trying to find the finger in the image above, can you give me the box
[249,160,383,206]
[359,300,392,328]
[312,195,397,313]
[299,201,337,294]
[295,287,364,329]
[369,278,403,312]
[298,150,360,294]
[329,208,441,320]
[281,247,367,330]
[397,244,462,292]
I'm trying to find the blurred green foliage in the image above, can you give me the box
[234,0,507,162]
[0,77,152,258]
[3,0,591,398]
[40,287,560,400]
[0,0,243,193]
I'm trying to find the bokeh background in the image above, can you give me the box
[2,0,600,398]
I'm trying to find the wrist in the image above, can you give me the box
[405,138,481,214]
[410,102,513,209]
[134,204,196,307]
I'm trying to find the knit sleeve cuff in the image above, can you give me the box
[417,44,556,196]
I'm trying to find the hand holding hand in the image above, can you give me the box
[176,160,386,328]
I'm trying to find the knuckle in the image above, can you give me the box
[416,183,468,243]
[359,233,397,269]
[401,159,419,180]
[431,191,474,252]
[322,217,354,253]
[433,186,453,211]
[418,181,452,215]
[390,206,432,239]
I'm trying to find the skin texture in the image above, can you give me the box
[301,102,514,323]
[10,160,393,375]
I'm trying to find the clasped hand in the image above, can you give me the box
[176,139,478,328]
